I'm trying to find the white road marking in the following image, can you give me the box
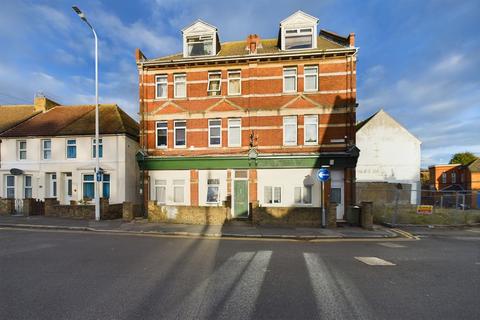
[467,229,480,233]
[378,242,406,248]
[304,253,373,320]
[171,251,272,320]
[355,257,396,266]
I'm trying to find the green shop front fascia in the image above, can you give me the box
[137,150,359,171]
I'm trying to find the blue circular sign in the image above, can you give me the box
[317,168,330,182]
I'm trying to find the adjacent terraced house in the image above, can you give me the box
[0,96,140,211]
[136,11,359,225]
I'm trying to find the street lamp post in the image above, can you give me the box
[72,6,100,221]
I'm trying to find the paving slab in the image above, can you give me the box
[0,215,398,240]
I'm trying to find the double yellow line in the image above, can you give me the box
[391,228,419,240]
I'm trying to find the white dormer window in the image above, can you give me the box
[280,11,319,51]
[182,20,219,58]
[187,35,213,56]
[285,28,313,50]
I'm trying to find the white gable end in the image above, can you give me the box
[280,10,319,27]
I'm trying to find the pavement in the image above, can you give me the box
[1,226,479,319]
[0,215,401,240]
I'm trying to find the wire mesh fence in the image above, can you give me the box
[356,182,480,225]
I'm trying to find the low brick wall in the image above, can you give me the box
[0,198,15,216]
[44,198,124,220]
[252,203,323,227]
[148,201,228,225]
[373,203,480,225]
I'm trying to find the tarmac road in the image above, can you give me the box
[0,227,479,320]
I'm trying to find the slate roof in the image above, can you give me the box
[467,158,480,173]
[148,34,347,63]
[0,105,40,133]
[0,104,139,140]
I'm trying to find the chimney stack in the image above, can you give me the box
[34,93,59,112]
[348,32,355,47]
[246,34,261,54]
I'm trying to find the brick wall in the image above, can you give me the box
[139,57,356,157]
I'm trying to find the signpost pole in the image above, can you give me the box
[321,180,326,228]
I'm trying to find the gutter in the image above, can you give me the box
[140,47,358,67]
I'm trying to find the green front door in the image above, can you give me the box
[233,180,248,217]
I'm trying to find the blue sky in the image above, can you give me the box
[0,0,479,167]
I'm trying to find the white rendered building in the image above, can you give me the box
[0,103,140,205]
[356,109,421,204]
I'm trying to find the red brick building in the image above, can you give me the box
[428,159,480,208]
[136,11,359,224]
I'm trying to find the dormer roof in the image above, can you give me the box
[182,19,217,34]
[279,10,319,26]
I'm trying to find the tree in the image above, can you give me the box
[449,152,478,165]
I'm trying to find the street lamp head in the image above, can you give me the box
[72,6,86,21]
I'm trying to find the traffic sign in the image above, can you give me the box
[317,168,330,181]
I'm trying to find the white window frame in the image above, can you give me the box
[24,175,33,199]
[208,119,222,147]
[49,173,57,198]
[264,186,282,205]
[283,116,297,146]
[283,67,297,93]
[5,175,15,199]
[304,115,318,145]
[173,179,185,204]
[156,121,168,148]
[227,70,241,95]
[174,120,187,148]
[284,27,314,50]
[42,139,52,160]
[304,66,318,92]
[451,172,456,184]
[18,140,27,160]
[174,74,186,98]
[441,173,447,184]
[66,139,77,159]
[186,34,214,57]
[228,118,242,147]
[206,178,220,204]
[92,138,103,159]
[207,72,222,96]
[294,185,312,205]
[154,179,167,204]
[155,75,168,99]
